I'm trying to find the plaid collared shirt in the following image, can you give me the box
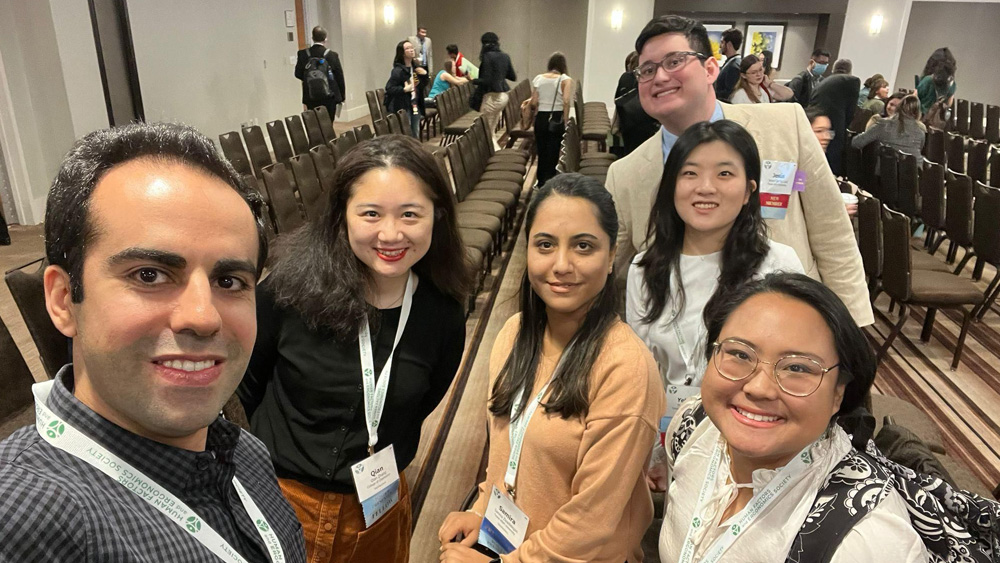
[0,366,306,562]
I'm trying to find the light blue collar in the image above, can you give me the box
[661,102,726,163]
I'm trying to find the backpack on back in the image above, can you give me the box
[304,49,333,102]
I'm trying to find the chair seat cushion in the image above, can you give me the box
[497,148,529,159]
[457,200,505,218]
[488,154,528,164]
[457,213,501,233]
[475,180,522,196]
[465,189,516,208]
[581,152,616,162]
[465,246,485,270]
[458,228,493,254]
[579,165,611,176]
[486,162,527,174]
[480,170,524,184]
[909,271,984,304]
[911,252,951,273]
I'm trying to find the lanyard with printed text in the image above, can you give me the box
[677,436,817,563]
[504,378,552,500]
[669,316,705,386]
[31,381,286,563]
[358,271,415,454]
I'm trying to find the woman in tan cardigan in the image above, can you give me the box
[438,173,666,563]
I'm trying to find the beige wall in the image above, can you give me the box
[416,0,589,89]
[896,1,1000,106]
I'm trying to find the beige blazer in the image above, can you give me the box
[605,102,874,326]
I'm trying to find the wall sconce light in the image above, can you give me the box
[611,8,623,31]
[383,4,395,26]
[869,13,883,35]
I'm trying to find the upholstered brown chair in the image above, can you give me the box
[353,124,374,143]
[4,258,68,379]
[334,131,357,159]
[313,106,336,143]
[944,170,975,267]
[945,133,965,174]
[218,132,254,177]
[924,128,946,167]
[955,99,970,136]
[896,152,920,219]
[366,90,383,123]
[375,88,389,120]
[920,160,947,252]
[288,155,325,220]
[877,145,900,208]
[300,110,326,149]
[260,163,304,234]
[968,101,985,141]
[309,144,337,195]
[972,182,1000,320]
[986,104,1000,145]
[966,140,989,185]
[0,314,35,440]
[372,118,390,137]
[241,125,273,178]
[878,206,982,369]
[266,120,295,163]
[284,115,311,155]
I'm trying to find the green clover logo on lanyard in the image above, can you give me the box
[186,516,202,533]
[730,524,741,536]
[692,517,702,528]
[46,419,65,438]
[256,519,270,532]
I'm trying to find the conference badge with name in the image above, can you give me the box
[759,160,798,220]
[659,385,701,445]
[350,444,400,528]
[478,485,529,555]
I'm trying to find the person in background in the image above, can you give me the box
[438,174,664,563]
[240,135,470,563]
[0,122,307,562]
[808,59,860,176]
[714,28,743,102]
[729,55,794,104]
[656,273,927,562]
[614,51,661,156]
[865,92,906,130]
[426,60,469,108]
[407,26,432,73]
[528,52,573,188]
[627,120,803,394]
[474,32,517,151]
[447,43,479,80]
[858,73,884,107]
[916,47,957,113]
[295,26,347,119]
[861,76,889,114]
[384,40,428,138]
[760,49,776,81]
[852,94,926,159]
[808,108,857,217]
[787,48,830,109]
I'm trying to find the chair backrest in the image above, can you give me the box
[946,133,965,174]
[880,206,913,302]
[366,90,383,122]
[472,117,497,158]
[968,101,985,140]
[261,163,304,233]
[372,118,390,137]
[896,152,920,218]
[438,88,455,126]
[241,125,273,177]
[859,141,880,193]
[991,147,1000,189]
[353,124,374,143]
[341,130,358,150]
[956,98,970,135]
[945,169,974,247]
[966,140,989,184]
[301,110,325,149]
[446,142,472,201]
[4,258,68,378]
[844,141,864,187]
[919,160,946,230]
[848,107,874,133]
[218,132,254,177]
[877,145,900,208]
[986,104,1000,145]
[0,312,35,427]
[973,181,1000,265]
[456,134,483,187]
[375,88,389,119]
[334,131,356,158]
[856,192,884,283]
[394,109,408,135]
[288,154,324,220]
[386,114,401,135]
[284,115,311,155]
[309,144,337,195]
[313,106,336,143]
[266,120,295,163]
[925,128,946,166]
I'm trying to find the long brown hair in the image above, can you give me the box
[732,55,762,103]
[894,94,922,135]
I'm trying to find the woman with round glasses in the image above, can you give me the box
[657,273,926,562]
[729,55,794,104]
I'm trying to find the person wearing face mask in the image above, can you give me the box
[786,48,830,110]
[657,273,928,562]
[239,136,471,563]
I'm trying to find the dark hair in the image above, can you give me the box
[479,31,500,62]
[832,58,852,74]
[703,273,875,416]
[312,26,327,43]
[638,120,768,326]
[882,91,906,117]
[760,50,774,75]
[894,95,922,135]
[625,51,640,73]
[417,26,427,33]
[732,54,763,103]
[805,106,828,125]
[863,73,885,90]
[547,52,568,75]
[394,40,411,67]
[264,135,472,340]
[720,28,743,50]
[811,48,830,59]
[45,122,268,303]
[446,44,459,56]
[443,59,455,74]
[489,174,619,420]
[922,47,957,90]
[635,15,712,60]
[867,78,888,100]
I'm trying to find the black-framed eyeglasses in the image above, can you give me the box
[633,51,709,83]
[711,339,840,397]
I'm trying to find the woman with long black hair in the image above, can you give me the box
[240,135,471,563]
[385,40,428,137]
[438,173,665,563]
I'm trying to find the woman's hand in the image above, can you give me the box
[439,543,494,562]
[415,67,428,76]
[438,511,482,547]
[646,460,668,492]
[404,79,414,93]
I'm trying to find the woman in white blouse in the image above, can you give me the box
[729,55,794,104]
[657,273,927,562]
[527,52,572,187]
[626,120,802,397]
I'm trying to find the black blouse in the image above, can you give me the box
[239,278,466,493]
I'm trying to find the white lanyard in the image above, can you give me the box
[669,316,704,386]
[678,437,817,563]
[31,380,285,563]
[358,271,415,454]
[504,379,552,500]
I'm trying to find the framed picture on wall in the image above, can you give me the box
[744,23,787,70]
[704,23,736,61]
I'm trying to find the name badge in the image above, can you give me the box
[478,485,529,555]
[350,444,400,528]
[759,160,798,220]
[659,385,701,445]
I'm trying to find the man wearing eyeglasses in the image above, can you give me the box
[605,15,872,327]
